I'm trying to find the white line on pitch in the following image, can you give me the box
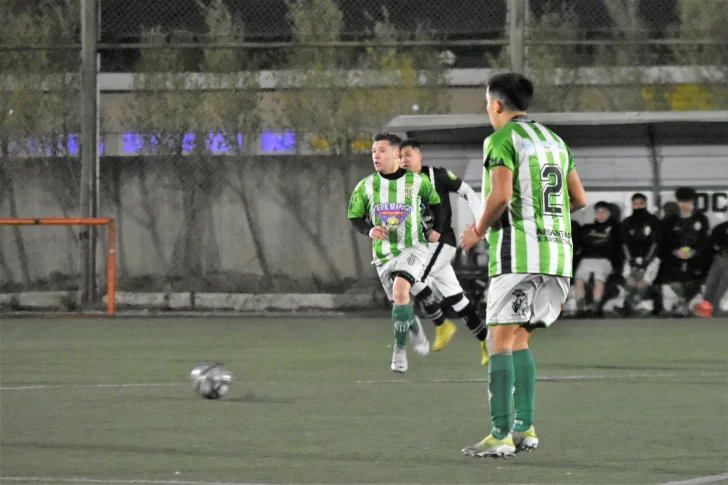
[0,383,182,391]
[356,373,682,384]
[0,477,565,485]
[656,473,728,485]
[1,370,718,391]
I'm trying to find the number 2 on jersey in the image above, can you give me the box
[540,165,563,215]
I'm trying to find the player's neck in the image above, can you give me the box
[496,112,529,128]
[379,167,406,180]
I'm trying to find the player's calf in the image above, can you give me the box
[443,294,489,364]
[412,283,448,326]
[443,294,487,342]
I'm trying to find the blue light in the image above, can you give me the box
[123,132,144,153]
[206,133,230,154]
[261,130,296,152]
[67,134,79,155]
[183,133,195,153]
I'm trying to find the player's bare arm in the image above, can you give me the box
[460,166,512,252]
[567,169,587,212]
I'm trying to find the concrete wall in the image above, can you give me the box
[0,156,377,293]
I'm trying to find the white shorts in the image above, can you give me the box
[376,244,429,302]
[575,258,612,283]
[422,242,463,299]
[486,273,570,326]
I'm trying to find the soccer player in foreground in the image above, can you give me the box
[399,139,490,365]
[348,133,444,373]
[460,73,588,457]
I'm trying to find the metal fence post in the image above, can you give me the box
[508,0,526,75]
[80,0,98,305]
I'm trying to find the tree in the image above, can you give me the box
[197,0,272,281]
[124,27,213,288]
[522,3,587,111]
[668,0,728,110]
[0,0,80,289]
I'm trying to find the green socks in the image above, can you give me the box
[392,303,415,349]
[488,353,515,439]
[513,348,536,432]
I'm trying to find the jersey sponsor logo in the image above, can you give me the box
[536,228,573,245]
[511,289,528,315]
[374,203,413,230]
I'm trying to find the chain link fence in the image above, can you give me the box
[99,0,696,41]
[101,0,508,41]
[1,0,727,311]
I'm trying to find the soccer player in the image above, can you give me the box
[399,139,489,364]
[460,73,587,457]
[348,132,442,373]
[616,193,661,316]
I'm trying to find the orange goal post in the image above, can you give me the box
[0,217,116,315]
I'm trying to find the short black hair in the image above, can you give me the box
[372,132,402,147]
[632,192,647,202]
[486,72,534,112]
[399,139,420,151]
[595,201,611,211]
[675,187,697,202]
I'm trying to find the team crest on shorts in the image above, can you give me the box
[512,289,528,315]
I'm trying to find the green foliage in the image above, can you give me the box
[281,0,449,154]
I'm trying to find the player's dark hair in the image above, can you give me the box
[632,193,647,202]
[595,201,611,211]
[486,72,534,112]
[399,139,420,151]
[372,132,402,147]
[675,187,697,202]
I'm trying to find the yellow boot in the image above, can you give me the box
[432,320,456,351]
[480,340,490,367]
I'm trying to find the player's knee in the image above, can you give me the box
[490,325,518,354]
[392,276,412,305]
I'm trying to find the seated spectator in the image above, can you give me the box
[657,187,711,317]
[575,201,622,317]
[693,220,728,317]
[616,193,661,316]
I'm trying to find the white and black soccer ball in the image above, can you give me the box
[190,363,232,400]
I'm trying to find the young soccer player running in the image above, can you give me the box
[348,133,444,373]
[399,139,490,365]
[460,73,588,457]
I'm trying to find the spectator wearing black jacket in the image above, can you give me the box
[574,201,622,316]
[693,220,728,317]
[657,187,711,316]
[616,193,662,316]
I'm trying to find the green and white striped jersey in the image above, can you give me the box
[348,169,440,265]
[483,118,575,278]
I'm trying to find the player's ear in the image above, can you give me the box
[495,99,505,114]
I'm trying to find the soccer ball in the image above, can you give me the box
[190,363,232,400]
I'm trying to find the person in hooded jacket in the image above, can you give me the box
[616,193,662,316]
